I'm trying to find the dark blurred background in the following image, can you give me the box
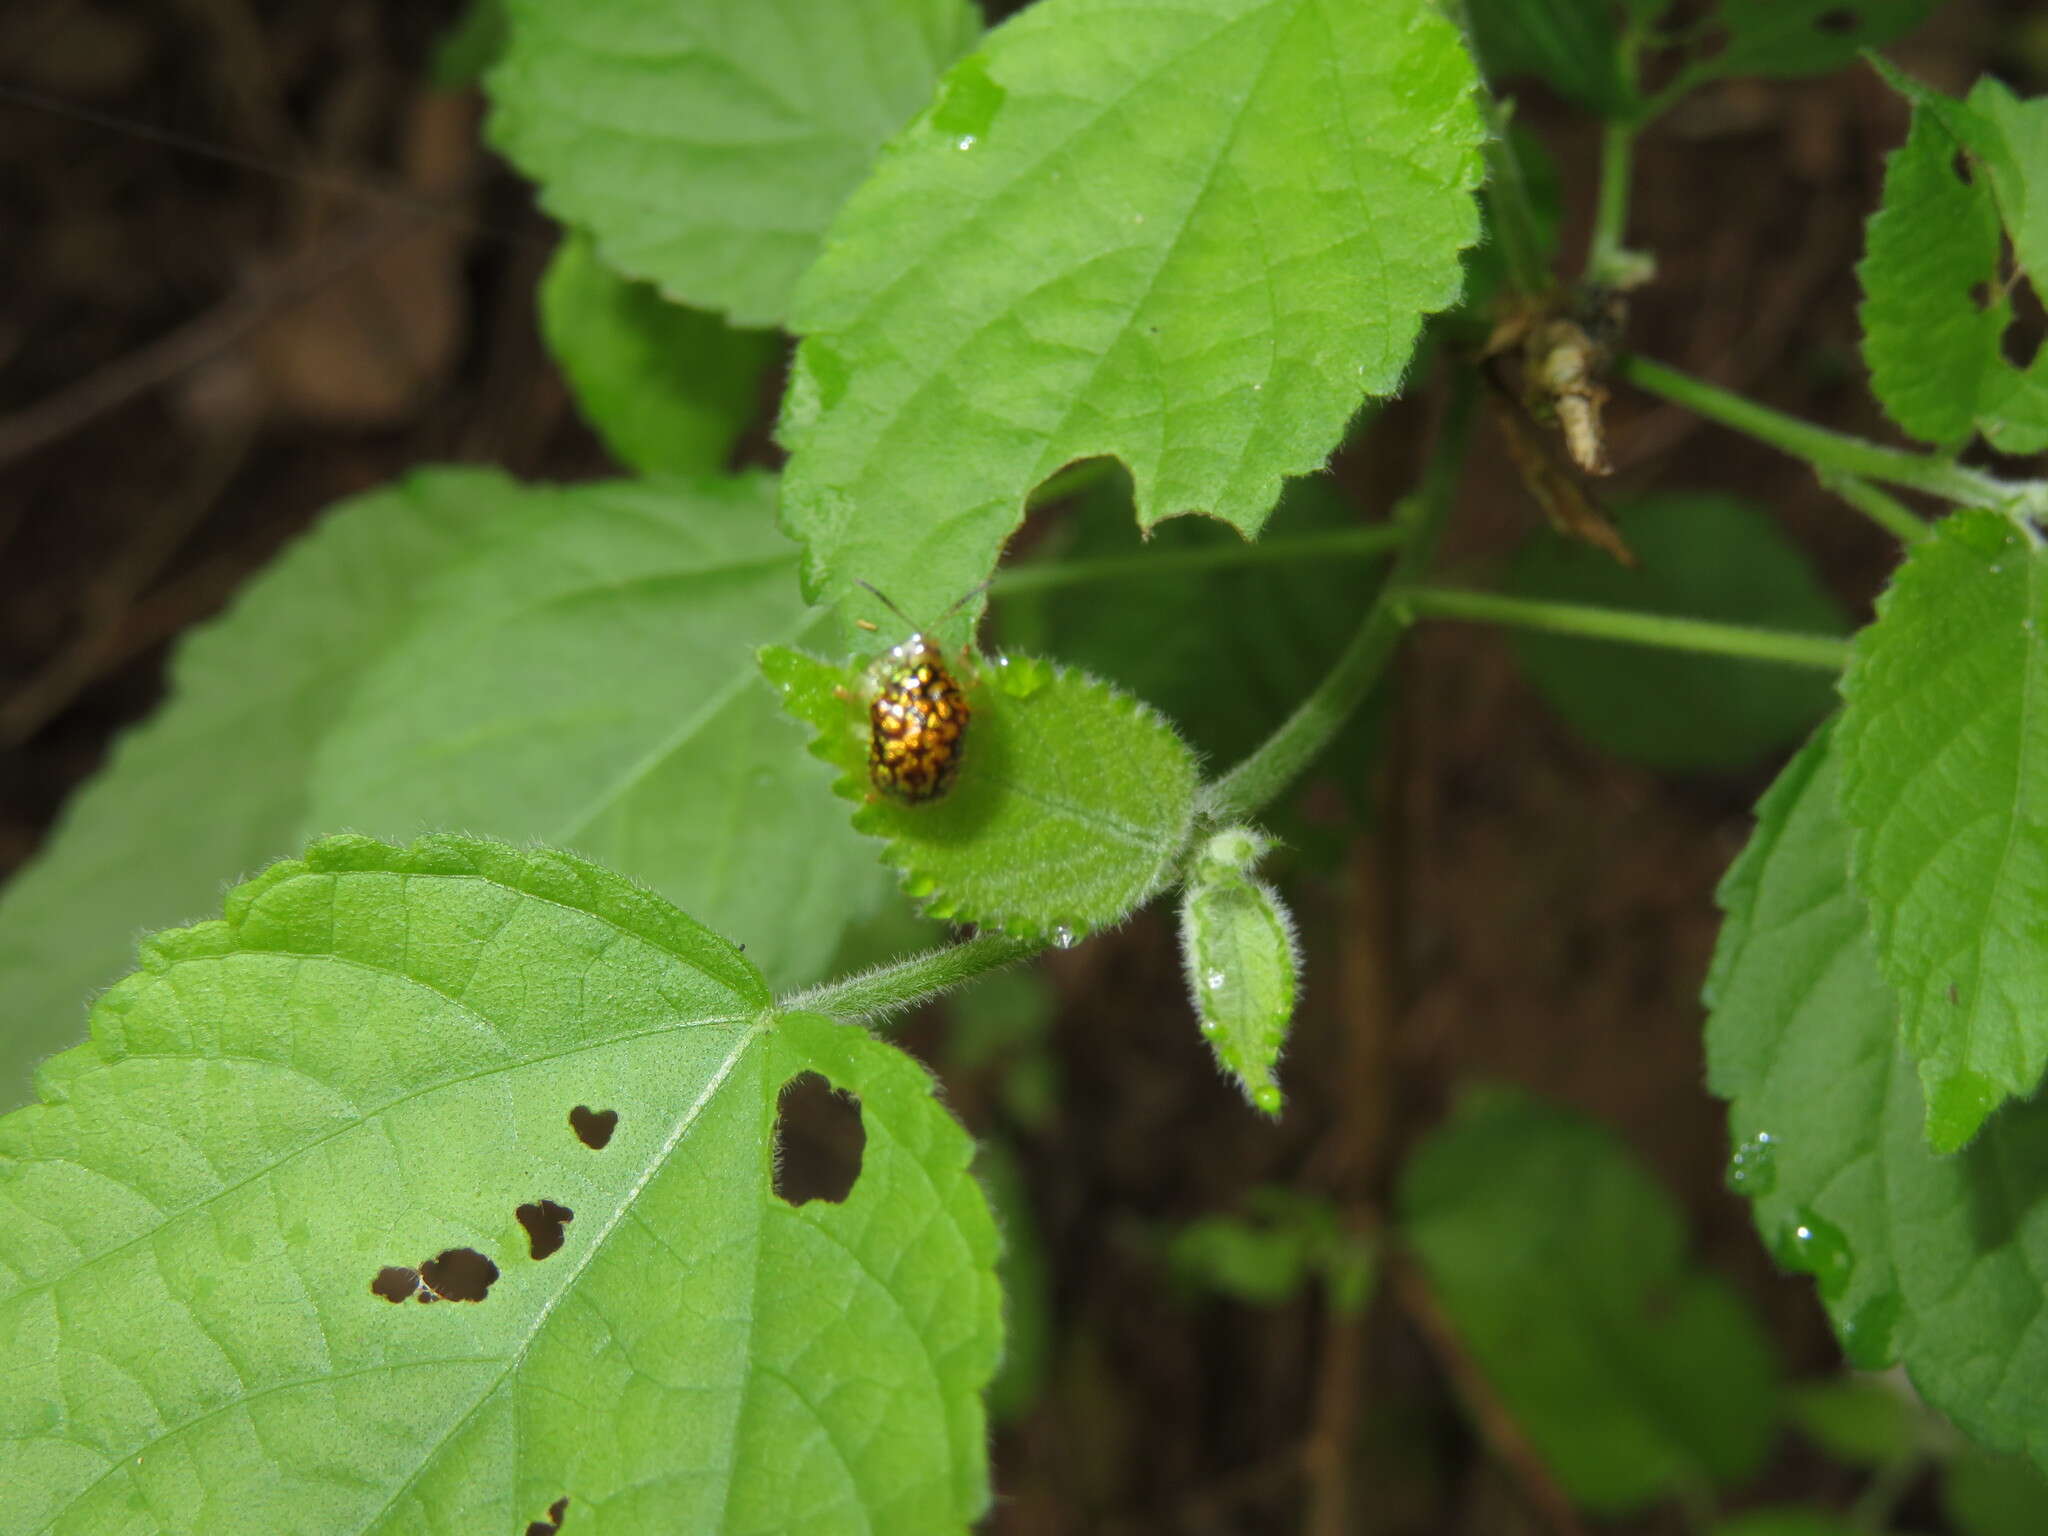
[2,2,2045,1531]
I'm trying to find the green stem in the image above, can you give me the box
[780,932,1040,1022]
[1396,586,1850,671]
[1585,117,1637,287]
[1621,354,2046,513]
[1204,375,1478,822]
[1819,471,1931,544]
[991,525,1404,597]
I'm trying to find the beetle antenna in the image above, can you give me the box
[936,579,993,622]
[854,579,917,630]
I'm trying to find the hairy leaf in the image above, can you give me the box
[539,229,779,476]
[1178,828,1300,1115]
[1509,493,1846,772]
[1706,727,2048,1481]
[488,0,982,325]
[0,836,1001,1532]
[0,472,885,1110]
[780,0,1484,629]
[760,646,1198,943]
[1400,1086,1778,1514]
[1836,512,2048,1151]
[1861,73,2048,454]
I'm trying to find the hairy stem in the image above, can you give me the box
[781,931,1041,1022]
[1621,354,2045,513]
[1203,374,1478,822]
[1395,587,1851,671]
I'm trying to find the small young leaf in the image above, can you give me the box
[780,0,1484,621]
[1861,73,2048,455]
[1400,1085,1779,1514]
[539,229,778,476]
[1509,493,1847,773]
[1178,827,1301,1115]
[487,0,982,326]
[0,472,889,1110]
[1696,2,1940,82]
[760,646,1199,942]
[1837,512,2048,1152]
[1707,726,2048,1485]
[0,837,1002,1531]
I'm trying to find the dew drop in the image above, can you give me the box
[1777,1208,1855,1302]
[1050,924,1078,949]
[1204,969,1227,991]
[955,134,977,151]
[1200,1020,1221,1038]
[1251,1084,1282,1115]
[1725,1131,1778,1197]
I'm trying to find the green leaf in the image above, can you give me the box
[759,645,1199,943]
[1945,1448,2048,1536]
[1178,827,1300,1115]
[539,229,778,477]
[1786,1377,1917,1469]
[1508,493,1848,773]
[1706,725,2048,1482]
[0,835,1002,1532]
[1462,0,1635,118]
[486,0,982,326]
[0,471,888,1111]
[1710,1511,1866,1536]
[1168,1189,1374,1312]
[779,0,1485,624]
[1696,2,1940,82]
[1860,74,2048,455]
[1836,511,2048,1152]
[1400,1085,1779,1515]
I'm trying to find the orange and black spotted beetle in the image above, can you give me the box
[855,580,982,804]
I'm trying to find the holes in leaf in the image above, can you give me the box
[371,1247,500,1303]
[526,1496,570,1536]
[1812,8,1859,34]
[1972,280,1995,311]
[569,1105,618,1149]
[772,1072,865,1207]
[517,1199,575,1260]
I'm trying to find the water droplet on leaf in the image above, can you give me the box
[1050,924,1077,949]
[1204,969,1227,990]
[1726,1131,1778,1197]
[1778,1208,1855,1302]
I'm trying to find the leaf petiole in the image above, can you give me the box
[1620,354,2048,518]
[1392,586,1851,671]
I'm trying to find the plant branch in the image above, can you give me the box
[991,524,1405,597]
[1584,118,1638,288]
[1819,471,1931,545]
[1203,373,1479,822]
[1394,587,1851,671]
[780,931,1040,1022]
[1620,354,2047,515]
